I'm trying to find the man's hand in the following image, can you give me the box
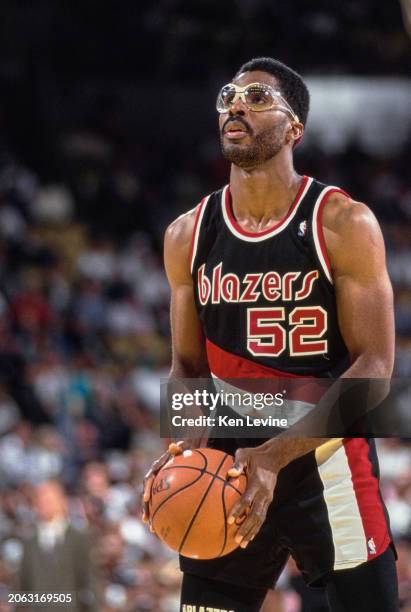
[142,441,190,528]
[227,445,280,549]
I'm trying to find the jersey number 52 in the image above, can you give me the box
[247,307,328,357]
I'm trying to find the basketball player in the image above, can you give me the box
[143,58,398,611]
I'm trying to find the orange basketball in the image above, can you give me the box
[149,448,247,559]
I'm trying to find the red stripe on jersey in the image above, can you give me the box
[189,197,207,272]
[206,338,304,378]
[315,188,349,278]
[206,338,327,402]
[343,438,391,561]
[225,175,309,238]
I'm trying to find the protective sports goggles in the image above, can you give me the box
[216,82,299,122]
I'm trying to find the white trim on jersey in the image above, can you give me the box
[221,177,313,242]
[316,445,368,570]
[190,195,211,274]
[312,186,341,285]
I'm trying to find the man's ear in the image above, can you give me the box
[289,121,304,147]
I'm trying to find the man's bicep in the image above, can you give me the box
[170,283,208,376]
[335,270,394,369]
[331,206,395,374]
[163,210,208,377]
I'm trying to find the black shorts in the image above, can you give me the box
[180,545,399,612]
[180,438,394,589]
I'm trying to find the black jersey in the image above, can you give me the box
[180,176,393,583]
[191,175,349,379]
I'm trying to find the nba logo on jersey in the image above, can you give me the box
[298,219,307,237]
[367,537,377,555]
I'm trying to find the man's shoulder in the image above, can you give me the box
[321,190,378,237]
[165,187,222,248]
[165,207,198,249]
[319,188,385,275]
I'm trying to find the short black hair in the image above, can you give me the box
[235,57,310,126]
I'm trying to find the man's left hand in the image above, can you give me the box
[227,445,280,549]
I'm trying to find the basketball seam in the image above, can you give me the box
[178,453,229,556]
[150,450,208,523]
[195,448,210,469]
[150,470,205,524]
[219,479,229,557]
[160,465,243,495]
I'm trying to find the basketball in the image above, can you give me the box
[149,448,247,559]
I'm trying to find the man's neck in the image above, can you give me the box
[39,516,68,529]
[229,154,302,231]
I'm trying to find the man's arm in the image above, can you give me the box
[142,206,209,523]
[259,195,394,455]
[327,196,394,377]
[164,209,210,380]
[227,194,395,546]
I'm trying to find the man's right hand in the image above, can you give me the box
[142,440,191,528]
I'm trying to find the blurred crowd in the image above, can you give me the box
[0,128,409,610]
[0,152,179,610]
[0,2,410,610]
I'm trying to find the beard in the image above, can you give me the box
[220,124,285,169]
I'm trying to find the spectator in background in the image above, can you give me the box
[0,9,407,606]
[17,480,98,612]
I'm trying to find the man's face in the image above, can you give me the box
[219,70,293,169]
[34,482,67,522]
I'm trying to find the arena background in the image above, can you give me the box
[0,2,410,611]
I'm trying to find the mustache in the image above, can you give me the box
[222,116,252,134]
